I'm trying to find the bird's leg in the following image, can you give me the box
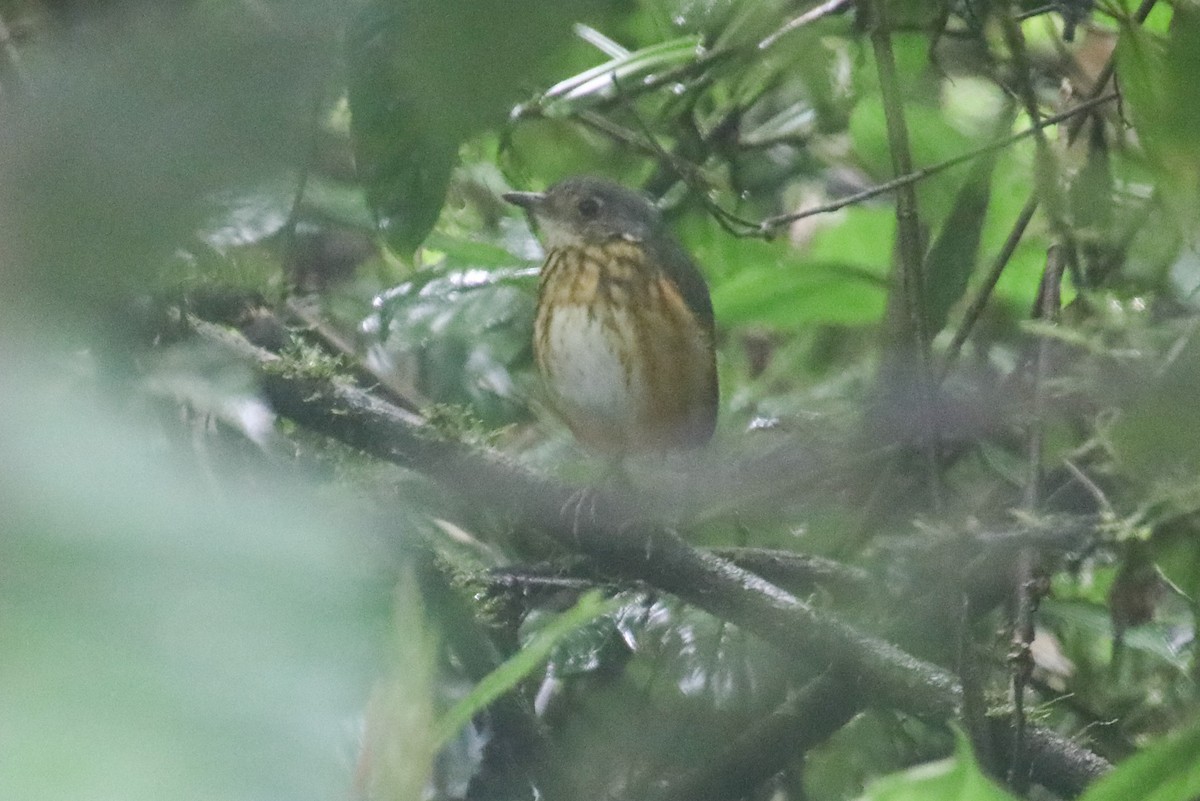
[559,455,629,542]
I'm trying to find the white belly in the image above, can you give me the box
[541,306,645,431]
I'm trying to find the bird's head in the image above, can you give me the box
[503,176,663,250]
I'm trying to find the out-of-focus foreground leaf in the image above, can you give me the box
[1117,5,1200,227]
[0,2,339,324]
[0,341,411,801]
[1079,716,1200,801]
[346,0,603,256]
[855,732,1016,801]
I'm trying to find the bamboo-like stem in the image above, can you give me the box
[868,0,942,509]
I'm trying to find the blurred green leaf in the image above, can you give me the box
[524,593,800,800]
[707,208,892,328]
[347,2,459,257]
[0,348,392,801]
[613,595,794,712]
[924,169,992,334]
[1042,600,1189,671]
[1111,335,1200,477]
[359,576,439,801]
[850,98,974,225]
[300,174,378,232]
[713,0,792,50]
[806,207,897,269]
[1080,716,1200,801]
[424,230,529,268]
[346,0,603,255]
[0,3,335,321]
[855,731,1016,801]
[713,260,887,328]
[1117,7,1200,228]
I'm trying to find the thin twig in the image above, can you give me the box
[758,92,1118,233]
[1063,459,1114,517]
[576,103,762,237]
[999,7,1070,243]
[1009,543,1039,790]
[940,197,1039,380]
[1009,241,1068,791]
[939,0,1158,372]
[998,6,1094,780]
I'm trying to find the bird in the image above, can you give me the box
[503,176,718,459]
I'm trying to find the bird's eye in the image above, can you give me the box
[577,197,601,219]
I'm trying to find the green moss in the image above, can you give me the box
[266,341,353,381]
[422,403,509,448]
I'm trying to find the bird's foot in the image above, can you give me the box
[560,486,600,543]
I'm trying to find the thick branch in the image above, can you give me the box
[191,317,1112,797]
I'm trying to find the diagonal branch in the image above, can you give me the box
[758,91,1118,234]
[190,317,1112,799]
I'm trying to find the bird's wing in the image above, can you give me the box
[650,235,716,336]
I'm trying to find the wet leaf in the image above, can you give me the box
[536,36,704,117]
[364,264,539,425]
[435,591,623,748]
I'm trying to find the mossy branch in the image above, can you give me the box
[191,316,1111,798]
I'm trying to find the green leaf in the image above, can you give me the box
[924,168,992,334]
[347,2,459,256]
[856,731,1017,801]
[365,264,538,426]
[1111,335,1200,478]
[1116,7,1200,227]
[1081,717,1200,801]
[807,207,897,269]
[2,2,333,322]
[538,35,705,117]
[433,591,624,748]
[1041,599,1189,671]
[0,352,389,801]
[849,96,975,225]
[346,0,598,255]
[609,595,794,712]
[709,208,892,328]
[713,261,887,328]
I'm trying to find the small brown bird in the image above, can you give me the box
[504,177,718,457]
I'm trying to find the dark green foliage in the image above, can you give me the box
[924,170,992,333]
[345,0,606,255]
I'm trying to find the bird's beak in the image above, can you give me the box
[502,191,546,211]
